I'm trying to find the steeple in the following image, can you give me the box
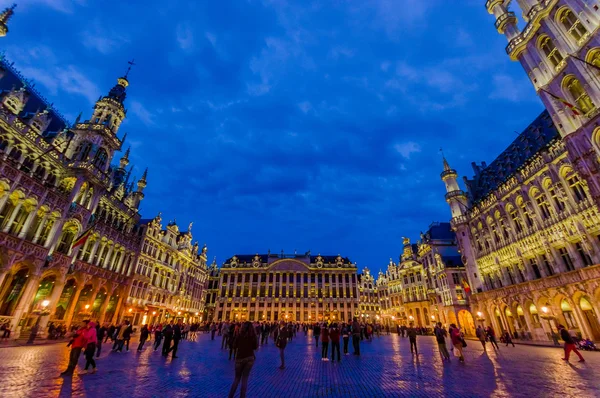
[440,156,468,221]
[88,62,134,135]
[0,4,16,38]
[120,146,130,169]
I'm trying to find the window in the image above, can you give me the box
[5,96,21,114]
[576,242,593,266]
[557,8,588,43]
[93,148,108,170]
[535,193,551,219]
[75,141,92,161]
[559,247,575,271]
[548,186,564,212]
[529,258,542,279]
[520,203,533,227]
[539,36,564,69]
[563,75,595,115]
[542,254,554,276]
[567,175,587,202]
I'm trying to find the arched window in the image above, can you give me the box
[561,299,577,329]
[30,120,43,133]
[74,141,92,161]
[586,48,600,70]
[563,75,595,115]
[93,148,108,170]
[567,174,587,202]
[538,36,564,69]
[20,155,35,173]
[0,137,8,152]
[56,223,78,254]
[8,146,22,163]
[557,8,588,43]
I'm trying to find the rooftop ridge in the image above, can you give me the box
[0,53,71,128]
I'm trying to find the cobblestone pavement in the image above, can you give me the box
[0,332,598,398]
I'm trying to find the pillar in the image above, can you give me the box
[31,213,49,244]
[2,200,22,233]
[10,271,42,338]
[38,274,66,335]
[111,294,124,324]
[64,284,85,329]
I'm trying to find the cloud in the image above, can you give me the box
[176,22,195,51]
[298,101,312,114]
[394,142,421,159]
[81,21,129,54]
[489,74,536,102]
[130,100,156,126]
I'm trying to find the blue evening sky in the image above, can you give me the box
[1,0,544,272]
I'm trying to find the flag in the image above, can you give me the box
[71,226,93,249]
[461,278,471,295]
[539,88,582,116]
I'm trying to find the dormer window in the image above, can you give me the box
[30,120,43,133]
[74,141,92,162]
[93,148,108,170]
[4,96,21,114]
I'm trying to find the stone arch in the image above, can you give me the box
[457,309,475,336]
[573,291,600,340]
[0,266,30,316]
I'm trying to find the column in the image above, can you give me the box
[64,285,85,329]
[111,294,124,324]
[17,207,39,239]
[102,245,114,269]
[31,213,49,244]
[38,275,66,334]
[9,271,42,338]
[2,200,23,233]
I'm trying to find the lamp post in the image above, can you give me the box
[27,300,50,344]
[540,306,559,345]
[408,315,414,326]
[476,311,485,326]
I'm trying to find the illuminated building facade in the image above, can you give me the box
[439,0,600,342]
[377,223,470,329]
[0,9,210,338]
[213,252,360,323]
[126,215,209,327]
[0,51,143,337]
[357,267,380,322]
[204,259,220,322]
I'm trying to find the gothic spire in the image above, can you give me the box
[0,4,16,37]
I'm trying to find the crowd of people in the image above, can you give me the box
[55,315,590,398]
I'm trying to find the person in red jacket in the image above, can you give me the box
[329,323,341,362]
[61,320,89,376]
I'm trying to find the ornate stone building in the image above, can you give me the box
[213,252,359,323]
[204,259,220,322]
[357,267,380,322]
[0,9,209,338]
[0,54,143,337]
[125,215,209,327]
[439,0,600,342]
[377,223,470,330]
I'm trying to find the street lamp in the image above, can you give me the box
[85,304,90,310]
[476,311,485,325]
[540,306,558,343]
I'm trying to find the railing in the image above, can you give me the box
[440,169,456,180]
[445,190,465,201]
[495,11,516,31]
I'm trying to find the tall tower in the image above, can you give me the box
[0,4,16,37]
[441,157,483,293]
[486,0,600,204]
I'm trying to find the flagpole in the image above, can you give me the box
[570,53,600,73]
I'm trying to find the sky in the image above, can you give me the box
[0,0,545,272]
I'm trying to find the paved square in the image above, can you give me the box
[0,332,598,397]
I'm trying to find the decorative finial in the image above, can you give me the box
[124,59,136,79]
[440,147,451,171]
[74,111,82,125]
[140,167,148,182]
[0,4,16,37]
[123,146,130,159]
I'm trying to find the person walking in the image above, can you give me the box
[329,323,341,362]
[320,323,330,361]
[449,324,465,362]
[169,321,182,358]
[486,326,500,350]
[211,323,217,340]
[503,330,515,347]
[227,322,258,398]
[351,317,361,356]
[138,324,149,351]
[153,324,163,351]
[162,322,174,357]
[80,321,98,374]
[559,324,585,362]
[407,326,418,355]
[122,321,133,352]
[434,322,450,361]
[221,321,230,349]
[313,323,321,347]
[95,323,106,358]
[341,323,350,355]
[476,325,487,353]
[60,320,89,376]
[276,322,289,369]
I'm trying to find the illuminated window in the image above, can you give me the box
[538,36,563,69]
[563,75,595,115]
[557,8,588,43]
[535,193,551,219]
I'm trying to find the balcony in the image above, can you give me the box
[495,11,516,33]
[445,190,465,201]
[440,169,457,180]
